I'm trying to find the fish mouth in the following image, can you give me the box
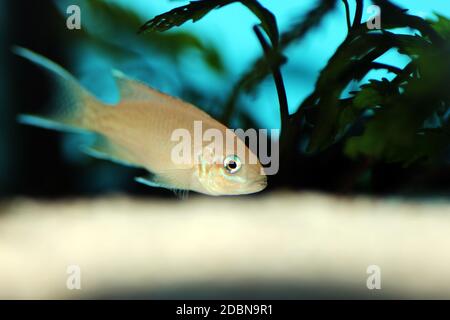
[221,180,267,196]
[256,178,268,192]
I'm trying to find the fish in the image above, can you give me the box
[14,47,267,197]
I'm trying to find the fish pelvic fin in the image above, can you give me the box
[173,189,190,200]
[13,46,104,132]
[135,173,190,200]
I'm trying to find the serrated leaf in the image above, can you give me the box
[372,0,443,44]
[139,0,229,33]
[281,0,338,47]
[139,0,279,46]
[353,88,382,109]
[71,0,225,73]
[429,14,450,41]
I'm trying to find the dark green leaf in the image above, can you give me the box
[281,0,338,47]
[139,0,279,46]
[429,14,450,41]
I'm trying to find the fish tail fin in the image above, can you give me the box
[13,46,103,132]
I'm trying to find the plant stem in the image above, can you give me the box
[353,0,364,28]
[253,24,289,137]
[342,0,351,31]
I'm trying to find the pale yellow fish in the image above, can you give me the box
[15,47,267,196]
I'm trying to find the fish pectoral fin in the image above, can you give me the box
[81,135,140,168]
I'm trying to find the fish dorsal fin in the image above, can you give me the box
[111,69,214,120]
[112,69,158,102]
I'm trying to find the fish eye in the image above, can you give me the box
[224,155,241,174]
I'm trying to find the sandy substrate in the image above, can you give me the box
[0,192,449,299]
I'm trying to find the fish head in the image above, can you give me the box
[195,139,267,196]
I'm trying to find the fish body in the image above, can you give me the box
[15,47,267,196]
